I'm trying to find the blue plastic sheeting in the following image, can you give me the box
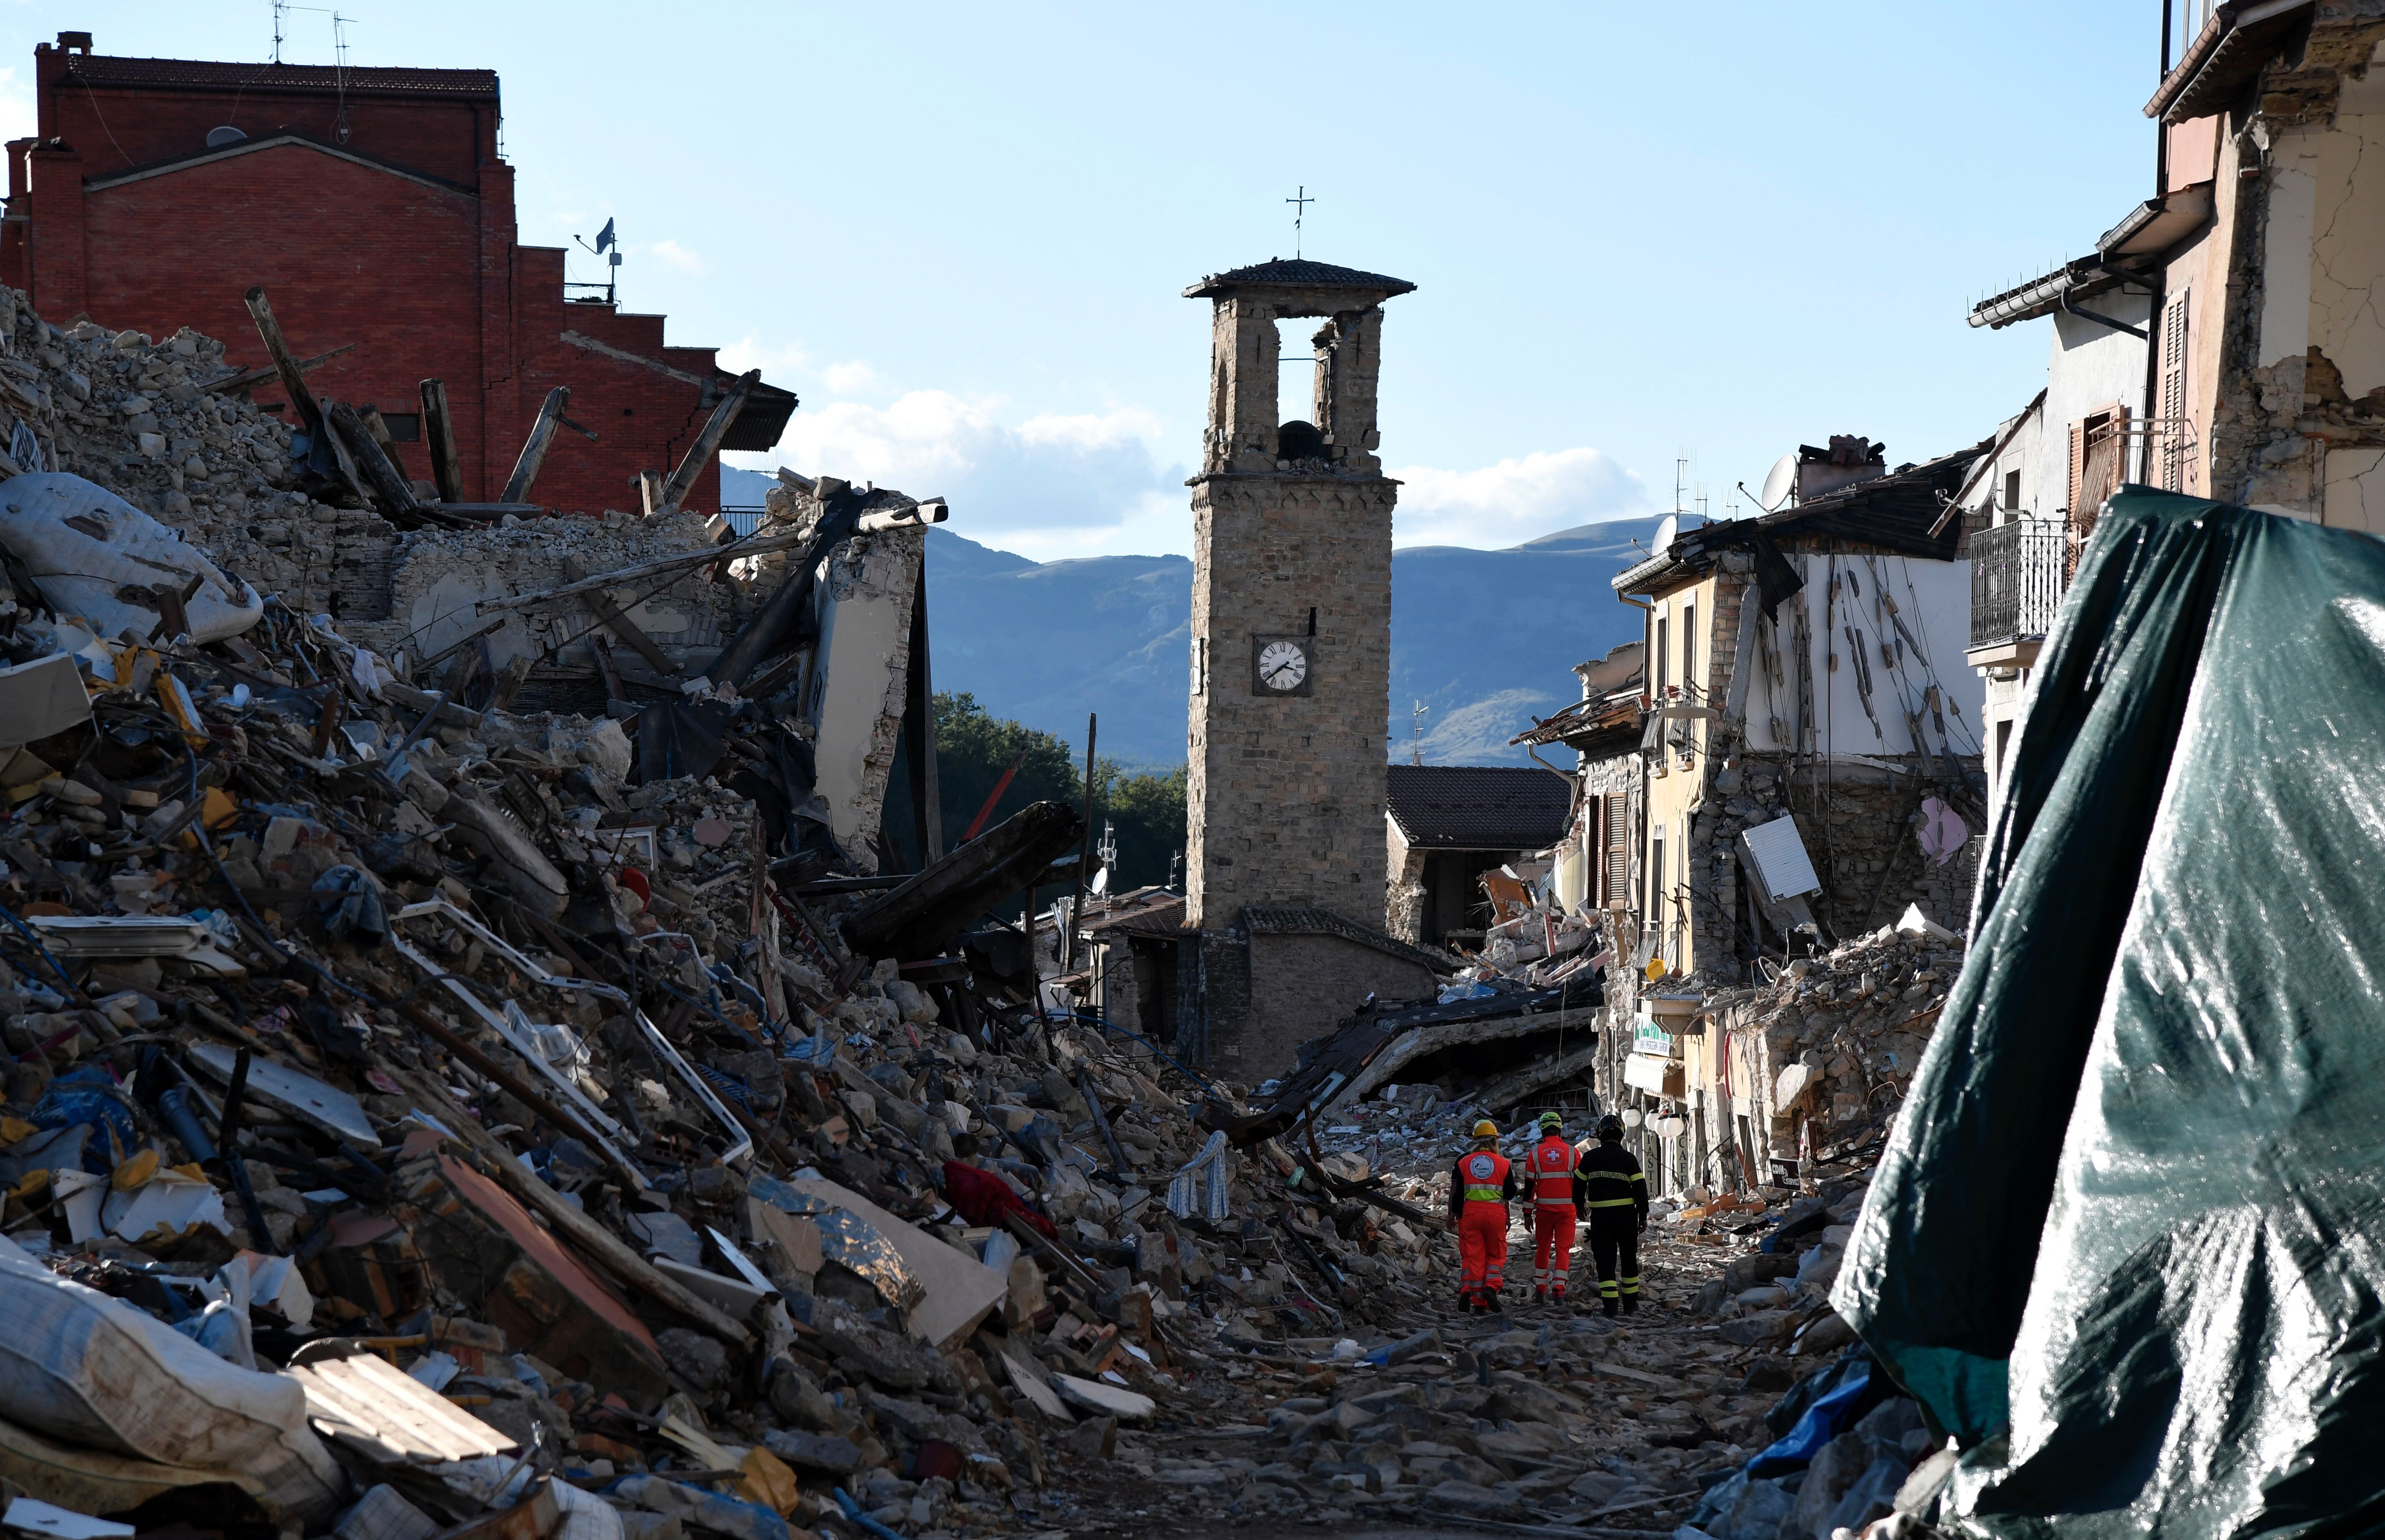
[1745,1358,1871,1479]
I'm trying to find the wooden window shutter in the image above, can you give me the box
[2067,420,2086,513]
[2160,294,2190,490]
[1604,795,1630,907]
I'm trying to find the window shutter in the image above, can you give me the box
[2160,294,2190,490]
[2067,421,2085,514]
[1604,795,1630,907]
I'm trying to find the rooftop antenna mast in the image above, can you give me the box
[329,12,353,143]
[273,0,287,64]
[1287,185,1315,259]
[1410,699,1428,765]
[569,218,621,305]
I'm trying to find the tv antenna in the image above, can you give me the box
[330,12,354,142]
[1287,185,1315,258]
[1410,699,1428,765]
[568,218,621,304]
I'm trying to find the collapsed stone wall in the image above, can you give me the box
[1716,921,1961,1168]
[337,508,746,680]
[1674,754,1979,984]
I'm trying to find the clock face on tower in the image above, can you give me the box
[1252,636,1314,696]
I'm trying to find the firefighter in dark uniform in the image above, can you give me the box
[1576,1112,1650,1316]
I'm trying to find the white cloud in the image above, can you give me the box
[821,360,879,393]
[724,390,1191,559]
[641,239,705,275]
[1389,447,1651,548]
[715,334,812,377]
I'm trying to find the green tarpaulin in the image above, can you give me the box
[1836,488,2385,1535]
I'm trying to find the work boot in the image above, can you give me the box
[1621,1292,1639,1314]
[1602,1296,1620,1319]
[1488,1290,1505,1312]
[1534,1286,1548,1304]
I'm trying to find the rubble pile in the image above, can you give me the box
[0,271,1957,1540]
[1719,913,1963,1158]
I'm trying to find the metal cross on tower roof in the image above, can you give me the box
[1286,186,1316,258]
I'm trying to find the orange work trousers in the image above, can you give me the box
[1458,1202,1509,1302]
[1533,1205,1577,1296]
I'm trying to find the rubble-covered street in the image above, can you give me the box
[15,5,2385,1538]
[0,274,1965,1540]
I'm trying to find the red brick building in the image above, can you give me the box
[0,32,792,515]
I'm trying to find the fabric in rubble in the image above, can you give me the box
[1166,1130,1231,1223]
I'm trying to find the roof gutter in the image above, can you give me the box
[2144,0,2314,123]
[2058,286,2149,340]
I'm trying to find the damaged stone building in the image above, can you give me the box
[1382,764,1574,948]
[1967,2,2385,533]
[1493,444,1991,1198]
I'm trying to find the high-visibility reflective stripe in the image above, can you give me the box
[1463,1186,1505,1202]
[1584,1197,1637,1208]
[1535,1198,1577,1207]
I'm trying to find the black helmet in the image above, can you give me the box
[1595,1113,1625,1142]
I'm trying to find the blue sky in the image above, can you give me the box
[2,3,2164,558]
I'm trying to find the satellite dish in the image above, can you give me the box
[1757,453,1797,512]
[1652,514,1678,553]
[205,125,248,148]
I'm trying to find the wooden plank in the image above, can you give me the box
[563,557,678,677]
[329,401,421,516]
[204,341,356,398]
[475,529,815,615]
[420,378,465,503]
[239,288,326,436]
[391,1068,756,1353]
[501,387,570,504]
[657,369,759,515]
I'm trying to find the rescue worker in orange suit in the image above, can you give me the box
[1527,1111,1581,1304]
[1445,1118,1517,1313]
[1578,1113,1650,1317]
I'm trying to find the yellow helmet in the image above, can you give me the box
[1471,1119,1500,1140]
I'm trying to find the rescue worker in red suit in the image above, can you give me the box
[1578,1113,1650,1317]
[1445,1119,1517,1313]
[1527,1110,1581,1304]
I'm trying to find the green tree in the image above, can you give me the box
[881,693,1187,893]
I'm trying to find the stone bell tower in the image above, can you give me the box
[1179,258,1426,1073]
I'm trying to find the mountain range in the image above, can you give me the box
[723,466,1661,768]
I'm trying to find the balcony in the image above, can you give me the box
[1969,516,2068,657]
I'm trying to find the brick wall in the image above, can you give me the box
[4,46,742,517]
[1242,933,1434,1078]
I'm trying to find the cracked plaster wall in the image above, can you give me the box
[2198,14,2385,521]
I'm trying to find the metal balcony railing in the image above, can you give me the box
[1969,517,2069,651]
